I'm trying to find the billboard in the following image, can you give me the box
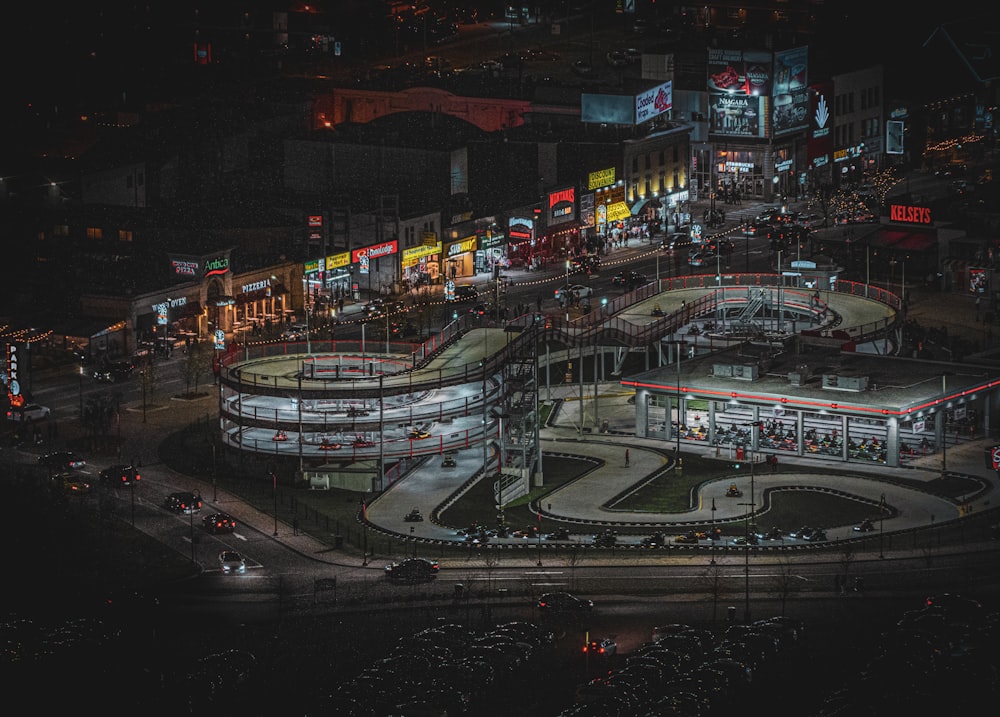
[706,49,772,96]
[707,49,771,139]
[807,81,834,172]
[581,93,635,126]
[772,47,810,136]
[708,94,766,138]
[635,81,673,124]
[886,120,905,155]
[547,186,576,226]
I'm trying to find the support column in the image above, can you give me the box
[708,400,716,444]
[885,416,900,467]
[636,389,649,438]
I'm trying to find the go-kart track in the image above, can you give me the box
[210,274,981,550]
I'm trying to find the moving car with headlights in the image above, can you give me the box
[536,591,594,612]
[55,471,92,496]
[38,451,86,470]
[92,360,135,383]
[219,550,247,574]
[385,557,439,583]
[611,270,648,289]
[99,463,141,487]
[554,284,593,302]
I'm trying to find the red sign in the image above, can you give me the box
[308,215,323,227]
[351,240,398,264]
[549,188,575,208]
[889,204,932,224]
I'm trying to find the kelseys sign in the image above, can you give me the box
[889,204,932,225]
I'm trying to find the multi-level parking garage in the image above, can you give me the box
[217,321,544,494]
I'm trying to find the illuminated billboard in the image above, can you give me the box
[772,47,810,136]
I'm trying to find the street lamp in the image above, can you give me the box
[740,499,754,623]
[710,497,717,564]
[271,470,278,536]
[879,492,886,559]
[78,365,84,417]
[140,370,147,423]
[941,372,953,476]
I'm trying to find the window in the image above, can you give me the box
[117,229,133,243]
[86,227,103,240]
[53,224,70,237]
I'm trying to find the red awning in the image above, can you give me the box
[868,229,936,252]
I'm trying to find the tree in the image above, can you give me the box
[182,341,214,395]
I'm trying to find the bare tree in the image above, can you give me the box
[182,341,214,395]
[770,558,802,615]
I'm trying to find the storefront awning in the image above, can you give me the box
[177,301,202,318]
[630,198,662,216]
[868,229,937,252]
[237,289,268,305]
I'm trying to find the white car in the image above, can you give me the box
[219,550,247,575]
[554,284,594,302]
[6,403,50,422]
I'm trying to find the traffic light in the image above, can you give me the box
[731,462,741,471]
[601,297,608,308]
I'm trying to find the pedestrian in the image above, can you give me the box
[976,295,982,321]
[625,449,630,467]
[536,294,543,311]
[293,516,300,536]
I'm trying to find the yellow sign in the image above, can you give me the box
[606,202,632,222]
[421,231,438,246]
[588,167,616,190]
[402,242,442,265]
[325,251,350,269]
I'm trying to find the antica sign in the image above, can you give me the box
[889,204,932,224]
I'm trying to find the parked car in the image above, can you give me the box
[38,451,86,470]
[203,512,237,533]
[536,591,594,612]
[385,557,439,583]
[571,59,594,77]
[218,550,247,574]
[7,403,51,422]
[606,50,628,67]
[99,463,141,487]
[164,491,203,514]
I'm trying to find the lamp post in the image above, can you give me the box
[941,372,953,476]
[189,501,196,564]
[78,365,84,418]
[740,500,753,623]
[879,492,886,559]
[271,470,278,536]
[710,497,717,565]
[140,370,147,423]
